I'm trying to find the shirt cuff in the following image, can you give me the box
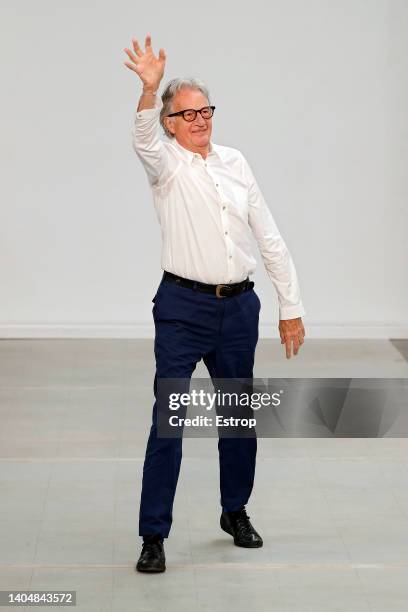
[279,303,306,320]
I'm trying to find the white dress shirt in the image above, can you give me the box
[131,95,305,320]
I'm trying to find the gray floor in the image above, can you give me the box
[0,339,408,611]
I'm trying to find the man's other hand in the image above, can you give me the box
[278,317,305,359]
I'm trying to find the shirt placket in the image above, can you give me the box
[202,158,234,284]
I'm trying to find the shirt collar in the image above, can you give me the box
[169,137,220,164]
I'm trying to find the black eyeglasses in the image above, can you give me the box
[166,105,216,122]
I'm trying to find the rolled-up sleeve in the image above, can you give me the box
[131,95,170,188]
[241,153,306,320]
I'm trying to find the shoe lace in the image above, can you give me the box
[141,540,162,555]
[232,507,252,536]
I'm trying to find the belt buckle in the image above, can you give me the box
[215,284,228,298]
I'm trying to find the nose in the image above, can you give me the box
[194,111,207,126]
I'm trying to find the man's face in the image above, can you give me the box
[164,88,213,153]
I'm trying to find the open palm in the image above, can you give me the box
[123,34,166,88]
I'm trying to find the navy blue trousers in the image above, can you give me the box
[139,276,261,538]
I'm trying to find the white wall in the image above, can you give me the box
[1,0,407,338]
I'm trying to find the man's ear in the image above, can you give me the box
[164,117,175,135]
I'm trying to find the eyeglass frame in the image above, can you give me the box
[166,105,216,122]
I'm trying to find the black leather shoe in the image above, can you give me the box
[136,539,166,573]
[220,506,263,548]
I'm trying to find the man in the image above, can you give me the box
[124,33,306,573]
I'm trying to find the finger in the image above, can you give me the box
[295,324,304,341]
[158,48,166,62]
[145,33,152,51]
[123,61,139,73]
[285,338,292,359]
[124,48,139,64]
[292,337,300,355]
[298,333,304,345]
[132,38,143,57]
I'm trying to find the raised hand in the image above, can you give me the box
[123,33,166,91]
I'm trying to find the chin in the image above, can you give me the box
[193,133,209,142]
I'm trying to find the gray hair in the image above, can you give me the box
[160,77,211,139]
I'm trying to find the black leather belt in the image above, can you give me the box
[162,271,254,298]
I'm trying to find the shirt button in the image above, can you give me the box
[222,206,226,210]
[224,230,228,235]
[216,183,219,187]
[229,255,232,259]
